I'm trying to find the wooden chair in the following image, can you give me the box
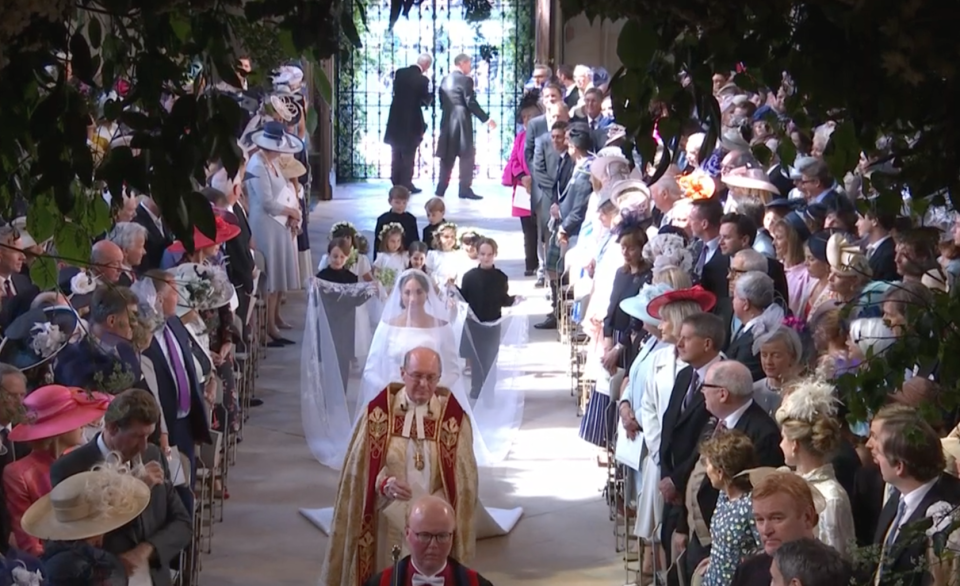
[175,451,201,586]
[194,431,223,554]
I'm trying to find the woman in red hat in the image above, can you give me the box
[2,385,111,555]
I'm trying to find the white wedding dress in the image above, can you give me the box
[299,269,525,539]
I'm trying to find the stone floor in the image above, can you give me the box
[201,180,627,585]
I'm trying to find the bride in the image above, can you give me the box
[300,269,526,534]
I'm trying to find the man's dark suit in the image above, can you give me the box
[363,555,495,586]
[659,364,715,554]
[723,328,765,381]
[133,205,172,273]
[435,69,489,198]
[869,237,900,282]
[697,246,730,300]
[50,438,192,586]
[874,473,960,586]
[223,202,255,328]
[557,160,593,238]
[0,273,39,331]
[532,132,565,237]
[384,64,431,190]
[563,86,580,109]
[680,402,784,580]
[730,552,772,586]
[767,257,790,309]
[524,115,550,234]
[141,317,212,509]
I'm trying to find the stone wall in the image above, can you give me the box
[558,14,624,72]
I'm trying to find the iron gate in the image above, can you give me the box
[335,0,535,182]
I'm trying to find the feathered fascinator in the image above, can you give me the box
[677,169,715,201]
[922,205,955,242]
[826,232,870,277]
[613,208,648,240]
[775,376,839,425]
[642,233,694,274]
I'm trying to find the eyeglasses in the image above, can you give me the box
[404,373,440,385]
[700,383,725,391]
[727,267,747,278]
[412,531,453,544]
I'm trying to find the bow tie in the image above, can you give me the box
[412,574,444,586]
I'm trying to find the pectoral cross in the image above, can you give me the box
[414,451,425,471]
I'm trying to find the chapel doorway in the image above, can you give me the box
[334,0,535,182]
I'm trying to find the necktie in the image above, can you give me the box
[590,119,596,130]
[877,498,907,584]
[712,418,727,438]
[162,327,192,414]
[0,428,11,461]
[682,370,700,411]
[695,242,708,274]
[2,279,13,298]
[412,574,445,586]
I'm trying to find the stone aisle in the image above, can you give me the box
[201,180,625,585]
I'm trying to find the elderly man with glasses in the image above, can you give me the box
[321,347,479,586]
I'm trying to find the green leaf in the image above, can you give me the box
[777,135,798,168]
[306,107,318,135]
[170,16,191,44]
[89,195,113,235]
[823,121,859,182]
[87,17,102,50]
[26,198,57,244]
[54,222,91,267]
[29,256,58,291]
[278,30,297,57]
[751,143,773,166]
[617,19,658,70]
[69,32,95,86]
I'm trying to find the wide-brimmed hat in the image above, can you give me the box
[604,124,627,146]
[269,95,299,122]
[826,232,868,277]
[720,127,750,152]
[782,211,812,242]
[21,467,150,541]
[590,154,629,184]
[0,306,79,371]
[171,263,234,312]
[167,215,241,253]
[620,282,674,325]
[722,168,781,195]
[9,385,112,442]
[606,179,652,208]
[250,121,303,154]
[646,285,717,320]
[277,154,307,180]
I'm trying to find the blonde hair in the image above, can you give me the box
[773,219,805,266]
[659,300,701,339]
[752,471,817,519]
[776,377,841,458]
[653,266,693,289]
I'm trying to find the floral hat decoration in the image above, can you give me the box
[130,277,166,334]
[677,169,716,201]
[57,268,99,315]
[826,232,871,278]
[0,305,79,371]
[642,233,694,275]
[170,263,234,314]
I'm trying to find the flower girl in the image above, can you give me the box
[316,221,374,355]
[426,222,464,287]
[407,241,429,272]
[372,222,408,295]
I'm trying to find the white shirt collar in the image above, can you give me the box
[899,477,938,523]
[410,559,447,578]
[722,399,754,430]
[866,234,890,254]
[96,434,113,460]
[695,354,724,382]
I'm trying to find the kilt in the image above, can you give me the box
[545,229,564,275]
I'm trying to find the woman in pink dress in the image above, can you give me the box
[503,92,544,277]
[3,385,112,555]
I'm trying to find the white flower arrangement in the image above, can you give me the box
[378,222,405,241]
[11,565,42,586]
[330,220,357,236]
[643,233,694,274]
[29,322,66,359]
[70,270,98,295]
[925,501,960,552]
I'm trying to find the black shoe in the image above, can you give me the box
[269,336,295,345]
[535,277,546,288]
[459,192,483,200]
[524,270,536,277]
[267,341,286,348]
[534,315,558,330]
[407,185,423,194]
[250,398,264,407]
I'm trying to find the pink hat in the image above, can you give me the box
[9,385,112,443]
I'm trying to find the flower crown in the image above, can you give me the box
[438,221,458,234]
[458,227,482,243]
[378,222,405,240]
[330,220,358,237]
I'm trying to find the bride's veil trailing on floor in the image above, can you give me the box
[300,277,379,468]
[301,268,527,470]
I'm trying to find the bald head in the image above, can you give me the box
[405,495,456,573]
[91,240,125,283]
[407,495,455,529]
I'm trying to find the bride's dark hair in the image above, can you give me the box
[397,270,432,310]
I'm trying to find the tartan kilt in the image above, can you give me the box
[545,229,565,274]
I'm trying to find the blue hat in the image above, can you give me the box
[620,282,674,325]
[0,306,79,371]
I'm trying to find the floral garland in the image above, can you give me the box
[438,221,458,234]
[378,222,405,242]
[330,220,357,237]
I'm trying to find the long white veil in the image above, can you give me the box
[301,268,527,469]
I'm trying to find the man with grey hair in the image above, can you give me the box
[106,221,149,286]
[770,537,852,586]
[677,359,784,583]
[385,52,433,194]
[794,156,853,213]
[728,271,779,380]
[320,345,479,586]
[131,194,172,272]
[436,53,496,200]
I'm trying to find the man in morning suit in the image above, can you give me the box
[658,312,725,560]
[385,54,433,195]
[435,53,496,201]
[689,198,731,301]
[132,195,173,273]
[206,176,256,329]
[677,360,784,583]
[867,405,960,586]
[141,270,214,513]
[0,225,39,331]
[50,389,192,586]
[364,495,494,586]
[725,272,777,381]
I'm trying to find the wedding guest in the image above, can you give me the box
[770,538,853,586]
